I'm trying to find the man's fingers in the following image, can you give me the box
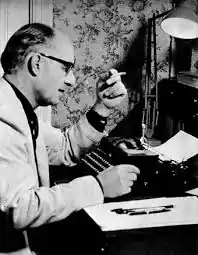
[106,74,122,85]
[125,172,138,181]
[103,91,126,99]
[104,82,126,94]
[103,82,127,98]
[124,180,134,187]
[109,68,118,76]
[97,163,139,198]
[122,186,132,195]
[120,164,140,174]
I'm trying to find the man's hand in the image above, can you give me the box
[97,164,140,198]
[93,69,127,117]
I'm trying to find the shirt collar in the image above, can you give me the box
[3,77,39,140]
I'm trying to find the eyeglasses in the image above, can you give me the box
[39,52,75,75]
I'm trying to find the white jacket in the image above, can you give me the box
[0,77,105,254]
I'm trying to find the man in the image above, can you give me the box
[0,23,139,254]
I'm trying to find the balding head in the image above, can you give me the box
[0,23,74,74]
[46,29,75,64]
[1,23,76,108]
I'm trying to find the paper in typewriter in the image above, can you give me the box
[153,130,198,163]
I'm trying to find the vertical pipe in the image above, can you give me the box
[153,13,160,128]
[168,36,173,79]
[143,18,152,127]
[153,13,157,108]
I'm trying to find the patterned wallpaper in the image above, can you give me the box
[52,0,172,136]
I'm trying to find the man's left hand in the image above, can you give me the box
[93,69,127,117]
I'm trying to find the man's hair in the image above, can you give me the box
[1,23,56,74]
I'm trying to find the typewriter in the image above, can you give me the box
[50,136,198,200]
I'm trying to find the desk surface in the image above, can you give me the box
[27,197,198,255]
[84,196,198,255]
[85,196,198,232]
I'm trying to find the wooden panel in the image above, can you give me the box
[0,0,28,75]
[0,1,27,77]
[0,0,53,72]
[29,0,53,25]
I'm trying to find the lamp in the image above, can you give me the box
[161,1,198,39]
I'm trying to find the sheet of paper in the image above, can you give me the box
[186,188,198,196]
[153,130,198,163]
[84,196,198,232]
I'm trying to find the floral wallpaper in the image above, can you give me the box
[52,0,172,136]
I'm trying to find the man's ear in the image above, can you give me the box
[27,53,41,76]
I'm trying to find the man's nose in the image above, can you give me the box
[64,70,76,87]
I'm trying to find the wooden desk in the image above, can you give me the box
[84,195,198,255]
[105,225,198,255]
[27,206,198,255]
[33,165,198,255]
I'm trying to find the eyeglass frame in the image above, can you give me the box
[39,52,75,75]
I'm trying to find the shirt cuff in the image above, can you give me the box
[92,175,104,194]
[86,107,107,133]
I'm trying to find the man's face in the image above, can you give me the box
[36,32,76,106]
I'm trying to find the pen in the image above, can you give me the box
[128,208,171,216]
[111,205,174,215]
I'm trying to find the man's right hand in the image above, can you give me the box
[97,164,140,198]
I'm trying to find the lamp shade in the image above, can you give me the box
[161,5,198,39]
